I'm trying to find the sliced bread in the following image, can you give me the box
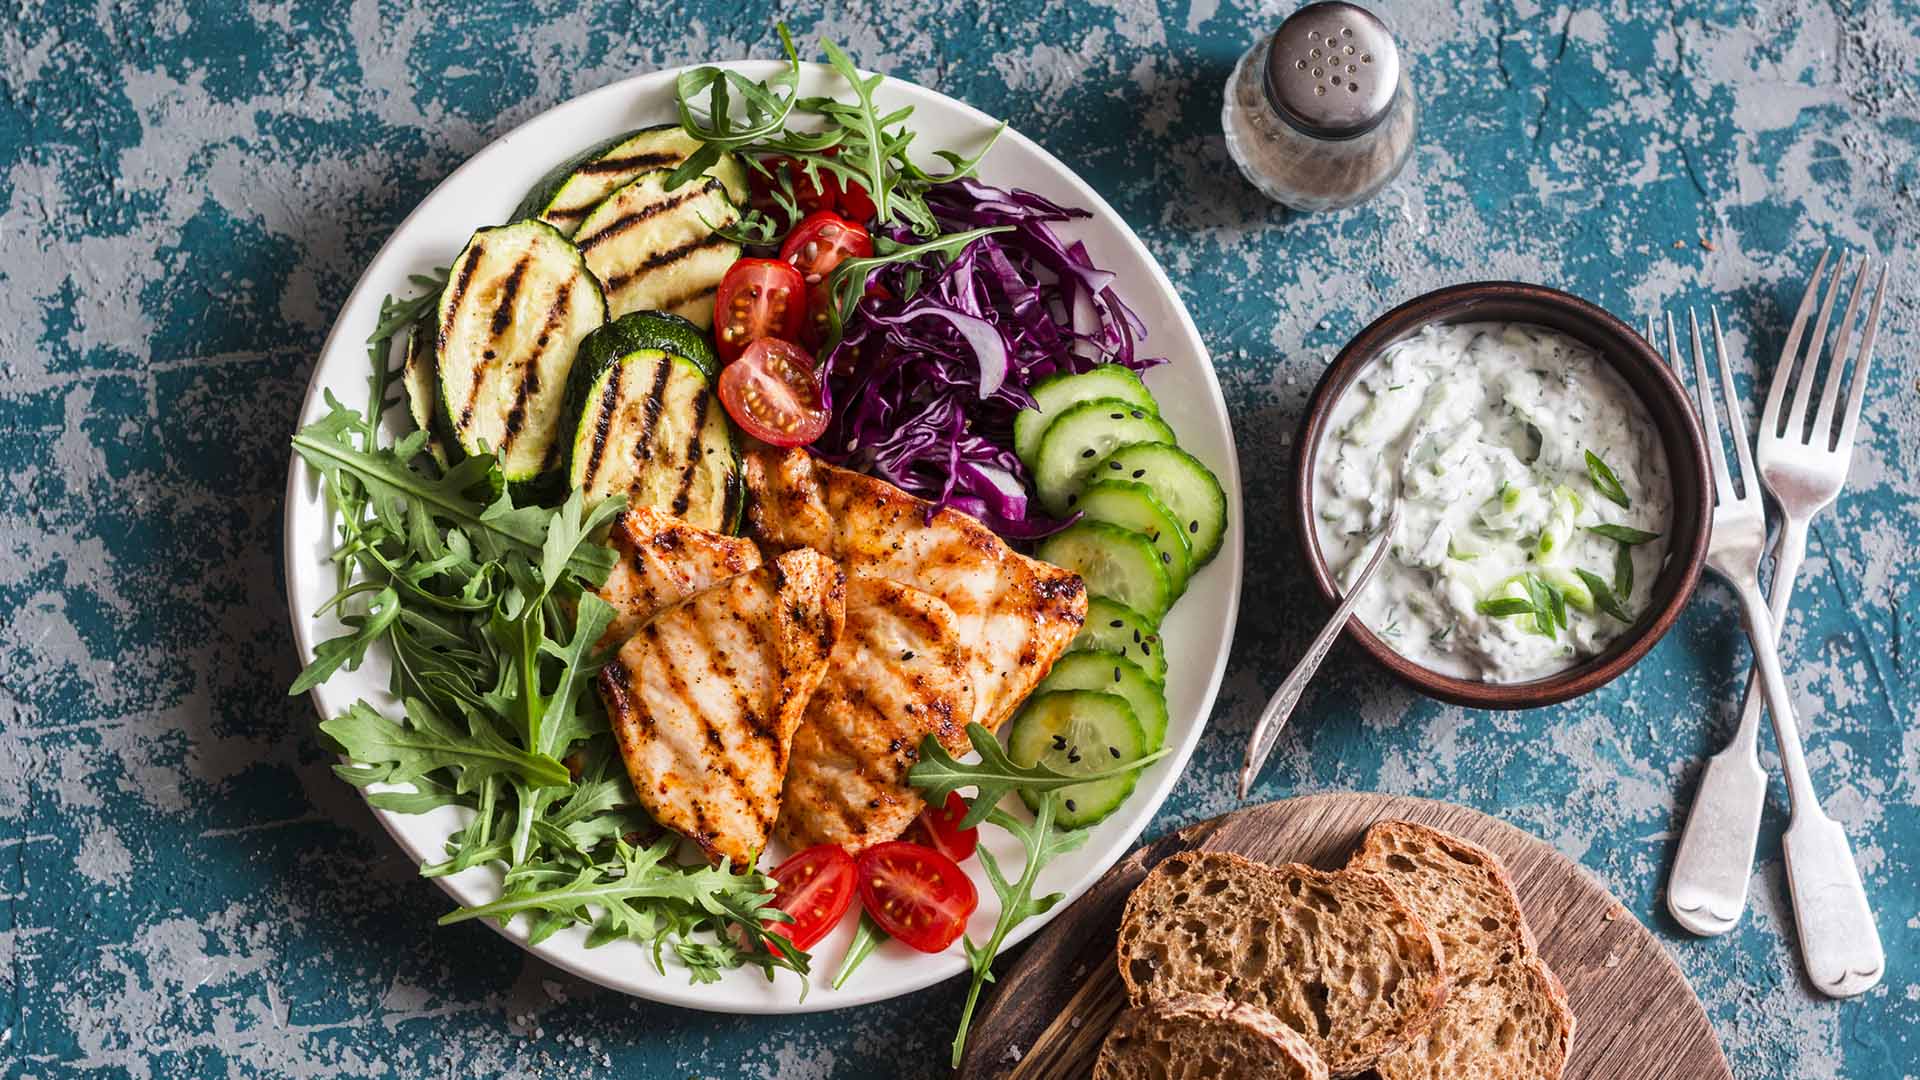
[1115,851,1448,1077]
[1374,955,1575,1080]
[1346,820,1535,982]
[1093,994,1331,1080]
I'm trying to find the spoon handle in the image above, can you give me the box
[1238,501,1401,798]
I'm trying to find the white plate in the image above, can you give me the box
[283,61,1244,1014]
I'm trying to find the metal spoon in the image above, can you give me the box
[1238,492,1403,798]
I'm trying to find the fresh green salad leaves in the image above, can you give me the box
[669,24,1004,245]
[907,722,1161,1066]
[291,276,805,987]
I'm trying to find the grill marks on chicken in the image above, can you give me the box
[598,547,845,866]
[594,506,763,646]
[743,448,1087,733]
[775,577,976,853]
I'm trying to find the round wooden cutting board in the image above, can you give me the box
[959,793,1731,1080]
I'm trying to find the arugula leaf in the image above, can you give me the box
[907,722,1170,830]
[290,426,616,584]
[1586,523,1660,545]
[1584,450,1631,509]
[831,912,889,990]
[1578,568,1635,623]
[947,797,1089,1067]
[323,698,571,793]
[289,584,401,695]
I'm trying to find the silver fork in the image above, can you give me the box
[1667,253,1891,942]
[1664,307,1884,998]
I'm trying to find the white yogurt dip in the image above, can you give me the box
[1313,321,1672,683]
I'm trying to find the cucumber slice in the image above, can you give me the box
[1014,365,1160,467]
[1070,598,1167,684]
[1035,651,1169,750]
[1032,399,1176,517]
[1073,479,1192,597]
[1037,521,1174,624]
[1006,690,1146,829]
[1092,443,1229,566]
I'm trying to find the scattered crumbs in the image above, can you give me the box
[1604,903,1623,922]
[1003,1043,1025,1063]
[1672,239,1686,249]
[1604,952,1621,969]
[1700,237,1716,251]
[1317,318,1330,329]
[1070,1013,1084,1029]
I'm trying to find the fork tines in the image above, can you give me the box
[1766,251,1891,454]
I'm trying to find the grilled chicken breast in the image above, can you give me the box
[594,506,762,646]
[598,547,846,867]
[776,577,975,853]
[744,448,1087,733]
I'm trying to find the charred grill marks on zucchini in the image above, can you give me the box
[565,343,740,532]
[435,220,607,481]
[573,171,743,330]
[513,125,748,236]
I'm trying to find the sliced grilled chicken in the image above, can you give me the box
[743,448,1087,733]
[776,577,975,853]
[597,547,846,867]
[594,506,762,646]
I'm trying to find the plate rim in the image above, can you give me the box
[281,59,1244,1014]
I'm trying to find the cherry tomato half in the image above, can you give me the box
[855,840,978,953]
[911,791,979,864]
[764,844,857,954]
[717,337,831,448]
[713,258,805,364]
[780,211,873,347]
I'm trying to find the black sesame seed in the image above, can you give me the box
[1108,460,1123,470]
[1110,412,1123,420]
[1051,734,1068,750]
[1132,469,1146,479]
[1067,494,1078,507]
[1066,799,1078,811]
[1081,448,1096,459]
[1161,552,1172,564]
[1132,630,1142,644]
[900,650,915,661]
[1109,619,1124,628]
[1188,520,1199,533]
[1140,641,1152,656]
[1110,746,1121,758]
[1067,749,1081,764]
[1130,410,1144,418]
[1113,667,1122,682]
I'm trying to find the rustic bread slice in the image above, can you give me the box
[1347,820,1535,983]
[1093,993,1330,1080]
[1116,851,1448,1077]
[1375,955,1574,1080]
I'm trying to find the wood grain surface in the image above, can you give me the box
[959,793,1731,1080]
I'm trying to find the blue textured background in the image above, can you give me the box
[3,1,1916,1076]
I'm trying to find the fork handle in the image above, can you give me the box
[1666,516,1809,935]
[1734,578,1885,997]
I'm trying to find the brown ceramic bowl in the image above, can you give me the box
[1292,281,1713,709]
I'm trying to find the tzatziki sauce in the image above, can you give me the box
[1313,322,1672,683]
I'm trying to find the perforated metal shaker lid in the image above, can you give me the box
[1263,2,1402,140]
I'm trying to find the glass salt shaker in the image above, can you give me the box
[1222,1,1416,212]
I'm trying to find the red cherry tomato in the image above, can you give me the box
[749,153,877,227]
[855,841,978,953]
[911,791,979,863]
[763,844,857,954]
[779,211,874,347]
[717,338,831,448]
[713,258,805,363]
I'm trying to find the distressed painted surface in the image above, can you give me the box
[2,0,1917,1075]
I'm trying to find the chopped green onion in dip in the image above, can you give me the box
[1314,322,1672,683]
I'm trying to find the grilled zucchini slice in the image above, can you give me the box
[514,125,749,237]
[573,171,742,329]
[566,345,741,531]
[435,220,607,482]
[399,316,453,467]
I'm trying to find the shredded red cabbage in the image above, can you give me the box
[815,179,1162,537]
